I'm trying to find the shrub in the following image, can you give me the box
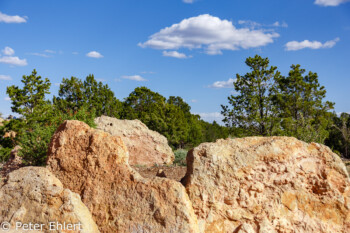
[0,146,12,162]
[174,149,187,166]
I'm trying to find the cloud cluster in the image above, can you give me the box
[162,51,190,59]
[209,78,236,88]
[0,47,27,66]
[122,75,147,81]
[86,51,103,58]
[314,0,350,6]
[285,38,339,51]
[139,14,279,55]
[0,12,27,23]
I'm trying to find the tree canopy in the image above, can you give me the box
[222,55,334,144]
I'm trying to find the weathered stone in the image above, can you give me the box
[95,115,174,166]
[156,169,167,178]
[0,167,99,233]
[182,137,350,233]
[47,120,198,233]
[3,130,16,138]
[0,145,23,177]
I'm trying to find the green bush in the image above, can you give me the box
[0,146,12,162]
[174,149,188,166]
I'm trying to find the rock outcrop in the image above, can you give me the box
[182,137,350,233]
[0,167,100,233]
[0,145,23,177]
[95,115,174,166]
[47,120,198,233]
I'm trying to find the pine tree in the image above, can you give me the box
[7,69,51,117]
[221,55,281,136]
[272,64,334,143]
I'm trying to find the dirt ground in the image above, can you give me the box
[131,165,187,182]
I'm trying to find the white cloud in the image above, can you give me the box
[44,50,56,54]
[315,0,350,6]
[4,97,11,101]
[0,75,12,81]
[162,51,191,59]
[0,56,27,66]
[28,52,50,58]
[2,47,15,56]
[183,0,195,3]
[285,38,339,51]
[122,75,147,81]
[139,14,279,55]
[239,20,288,29]
[209,78,236,88]
[238,20,261,29]
[141,71,155,74]
[0,47,27,66]
[191,99,198,103]
[272,21,288,28]
[86,51,103,58]
[196,112,224,123]
[0,12,27,23]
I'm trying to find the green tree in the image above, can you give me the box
[83,75,121,117]
[122,87,167,133]
[221,55,281,136]
[330,113,350,157]
[7,69,51,117]
[54,75,121,117]
[272,64,334,143]
[53,77,84,112]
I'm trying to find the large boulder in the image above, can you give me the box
[182,137,350,233]
[0,167,99,233]
[47,120,199,233]
[94,116,174,166]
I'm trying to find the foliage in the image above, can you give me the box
[122,87,228,149]
[326,113,350,158]
[221,55,281,136]
[54,75,122,117]
[6,69,51,117]
[222,55,334,144]
[173,149,187,166]
[18,105,96,166]
[272,64,334,143]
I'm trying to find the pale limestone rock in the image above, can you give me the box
[182,137,350,233]
[47,120,198,233]
[95,115,174,166]
[0,167,100,233]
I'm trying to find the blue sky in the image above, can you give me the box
[0,0,349,122]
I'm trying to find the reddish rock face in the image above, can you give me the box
[47,120,198,233]
[95,116,174,166]
[182,137,350,233]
